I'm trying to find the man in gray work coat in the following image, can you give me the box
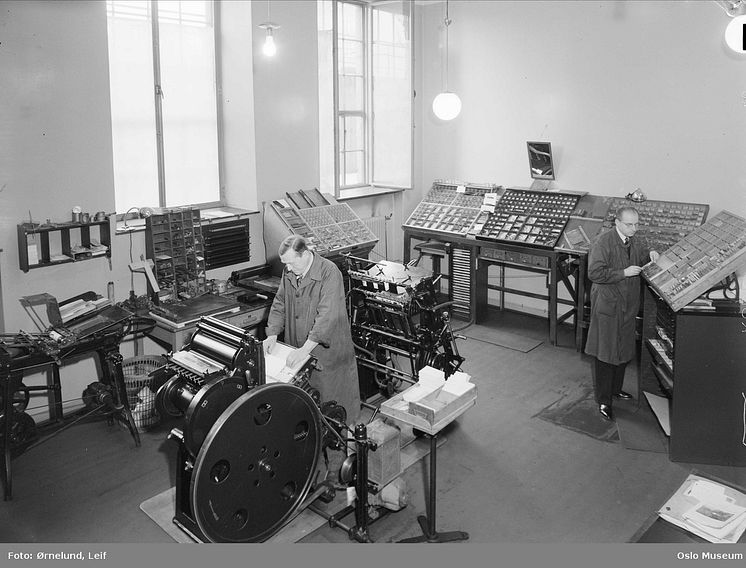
[264,235,361,425]
[585,206,659,421]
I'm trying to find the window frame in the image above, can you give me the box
[330,0,414,199]
[106,0,224,218]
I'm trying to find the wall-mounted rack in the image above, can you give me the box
[17,218,111,273]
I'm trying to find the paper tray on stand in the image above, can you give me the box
[379,384,477,436]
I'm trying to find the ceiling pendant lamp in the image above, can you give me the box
[258,1,280,57]
[725,14,746,53]
[432,0,461,121]
[720,0,746,53]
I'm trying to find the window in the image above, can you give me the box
[318,0,413,197]
[106,0,221,214]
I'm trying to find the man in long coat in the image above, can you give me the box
[265,235,361,425]
[585,206,659,421]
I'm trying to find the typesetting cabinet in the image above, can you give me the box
[145,208,207,300]
[640,285,746,466]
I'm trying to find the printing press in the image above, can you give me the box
[0,295,149,500]
[154,315,406,543]
[346,256,465,398]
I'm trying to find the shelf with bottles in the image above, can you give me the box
[17,218,112,272]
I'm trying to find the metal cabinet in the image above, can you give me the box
[641,286,746,466]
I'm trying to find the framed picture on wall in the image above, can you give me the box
[527,141,555,181]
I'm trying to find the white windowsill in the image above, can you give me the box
[337,186,407,201]
[115,205,259,235]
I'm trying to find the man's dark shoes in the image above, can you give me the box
[614,391,633,400]
[599,404,613,421]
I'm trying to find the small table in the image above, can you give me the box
[379,386,476,543]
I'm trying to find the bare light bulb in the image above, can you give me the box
[263,29,277,57]
[432,92,462,121]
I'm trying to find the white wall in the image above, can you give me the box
[416,0,746,314]
[220,0,257,211]
[419,1,746,215]
[0,1,116,330]
[0,1,117,419]
[252,0,320,201]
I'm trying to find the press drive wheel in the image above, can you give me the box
[183,376,246,458]
[0,384,30,414]
[190,383,323,543]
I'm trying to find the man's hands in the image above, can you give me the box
[264,335,277,354]
[265,336,316,368]
[623,250,659,277]
[286,339,318,368]
[286,349,309,369]
[624,265,643,277]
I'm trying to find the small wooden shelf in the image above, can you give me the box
[17,219,112,273]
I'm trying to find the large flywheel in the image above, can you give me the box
[190,383,323,543]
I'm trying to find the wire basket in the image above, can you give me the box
[122,355,166,431]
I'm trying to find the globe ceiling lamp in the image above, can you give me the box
[725,14,746,53]
[432,0,461,121]
[718,0,746,53]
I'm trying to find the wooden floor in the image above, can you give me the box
[1,310,744,543]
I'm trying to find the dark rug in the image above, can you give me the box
[462,324,543,353]
[614,403,669,453]
[534,388,619,442]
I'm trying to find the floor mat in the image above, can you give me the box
[462,324,543,353]
[534,388,619,442]
[614,403,669,453]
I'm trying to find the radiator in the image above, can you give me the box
[362,216,387,260]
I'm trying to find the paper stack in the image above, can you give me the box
[407,368,475,424]
[59,297,111,324]
[264,341,311,384]
[442,370,475,397]
[401,366,446,403]
[658,474,746,544]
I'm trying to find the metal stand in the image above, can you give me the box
[398,432,468,543]
[309,423,380,543]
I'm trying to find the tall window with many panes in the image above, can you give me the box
[318,0,413,197]
[106,0,221,214]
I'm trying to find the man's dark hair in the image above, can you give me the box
[615,206,639,220]
[278,235,309,256]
